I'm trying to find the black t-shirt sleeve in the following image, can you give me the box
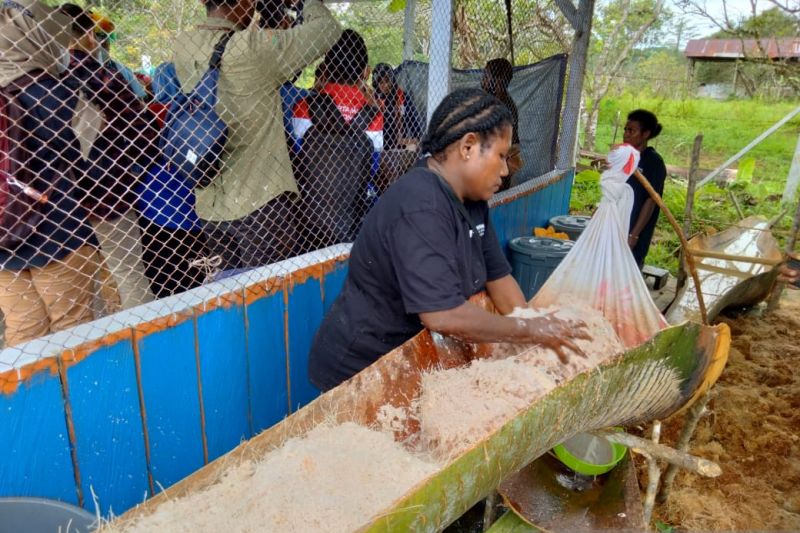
[482,213,512,282]
[387,209,467,315]
[642,151,667,196]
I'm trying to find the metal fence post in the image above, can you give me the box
[426,0,453,126]
[556,0,596,170]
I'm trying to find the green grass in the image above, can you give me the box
[571,94,800,273]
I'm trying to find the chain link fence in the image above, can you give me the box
[0,0,574,364]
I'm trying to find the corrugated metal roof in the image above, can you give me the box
[684,38,800,60]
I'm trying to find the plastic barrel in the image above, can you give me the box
[0,497,96,533]
[549,215,591,241]
[509,237,574,300]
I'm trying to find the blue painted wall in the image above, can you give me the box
[0,175,571,516]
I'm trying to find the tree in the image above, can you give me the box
[582,0,668,150]
[450,0,571,69]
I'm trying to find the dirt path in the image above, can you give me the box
[652,293,800,531]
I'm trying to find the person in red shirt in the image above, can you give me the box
[292,29,383,152]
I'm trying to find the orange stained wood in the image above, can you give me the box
[0,356,60,395]
[0,252,350,396]
[191,288,245,315]
[132,310,194,341]
[243,277,284,304]
[287,253,349,290]
[0,327,134,395]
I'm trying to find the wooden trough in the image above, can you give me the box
[114,294,730,532]
[666,216,781,324]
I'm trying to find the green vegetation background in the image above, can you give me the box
[572,96,800,273]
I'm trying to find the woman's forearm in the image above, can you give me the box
[486,274,527,315]
[420,302,539,343]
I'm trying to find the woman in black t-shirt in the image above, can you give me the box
[308,88,588,392]
[623,109,667,269]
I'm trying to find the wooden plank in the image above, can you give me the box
[287,277,324,410]
[687,248,783,266]
[196,304,250,462]
[65,339,149,515]
[136,319,205,493]
[322,262,348,314]
[0,368,78,504]
[245,291,289,435]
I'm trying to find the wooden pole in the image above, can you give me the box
[592,429,721,477]
[767,196,800,311]
[632,169,709,325]
[657,393,712,504]
[642,421,662,525]
[611,110,622,146]
[678,134,703,288]
[483,492,498,531]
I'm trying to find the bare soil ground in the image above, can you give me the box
[650,293,800,531]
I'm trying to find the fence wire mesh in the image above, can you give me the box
[0,0,575,364]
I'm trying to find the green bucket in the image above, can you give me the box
[552,431,627,476]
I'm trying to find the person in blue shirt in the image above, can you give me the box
[135,62,210,298]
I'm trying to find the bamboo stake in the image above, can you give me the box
[592,429,721,477]
[678,134,703,289]
[483,492,498,531]
[632,169,709,325]
[642,421,662,526]
[767,196,800,312]
[657,393,713,504]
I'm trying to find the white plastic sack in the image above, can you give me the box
[531,144,668,348]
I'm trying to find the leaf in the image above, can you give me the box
[575,169,601,183]
[737,157,756,184]
[654,520,675,533]
[387,0,406,13]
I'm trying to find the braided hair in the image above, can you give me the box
[421,88,513,157]
[627,109,663,139]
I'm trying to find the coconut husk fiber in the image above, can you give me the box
[650,293,800,531]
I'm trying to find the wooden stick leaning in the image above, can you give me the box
[642,421,662,525]
[592,429,721,478]
[657,392,713,504]
[631,169,709,325]
[677,134,703,289]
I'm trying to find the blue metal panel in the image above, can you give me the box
[136,319,204,493]
[245,292,289,435]
[287,278,324,411]
[322,262,348,314]
[196,304,250,461]
[0,371,77,504]
[66,340,149,515]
